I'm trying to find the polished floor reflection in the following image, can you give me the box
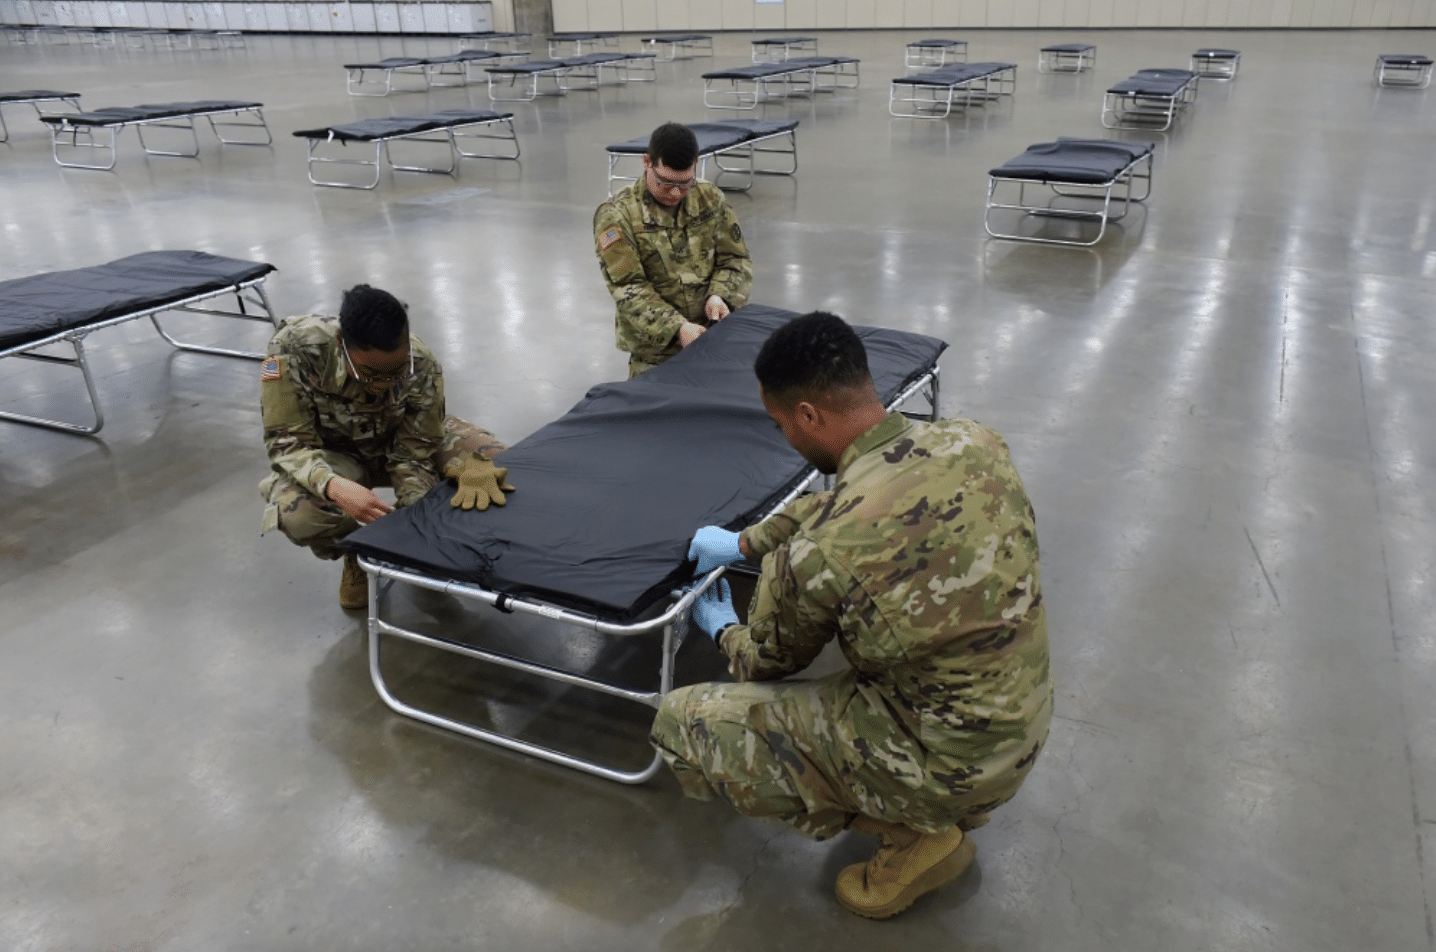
[2,25,1434,952]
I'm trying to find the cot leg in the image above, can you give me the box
[0,107,8,143]
[206,107,273,147]
[135,117,201,158]
[0,338,106,434]
[451,118,521,161]
[362,565,671,785]
[148,278,279,357]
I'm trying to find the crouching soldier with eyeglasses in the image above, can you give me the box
[259,284,511,609]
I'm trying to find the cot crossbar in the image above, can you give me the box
[40,101,270,169]
[356,365,939,784]
[294,111,519,189]
[0,265,276,434]
[985,138,1154,246]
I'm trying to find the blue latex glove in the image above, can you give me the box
[688,526,743,576]
[691,579,740,642]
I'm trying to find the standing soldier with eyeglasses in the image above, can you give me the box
[259,284,511,610]
[594,121,754,378]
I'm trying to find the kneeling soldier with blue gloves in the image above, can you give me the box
[652,311,1053,920]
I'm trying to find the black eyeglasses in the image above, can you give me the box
[342,338,414,386]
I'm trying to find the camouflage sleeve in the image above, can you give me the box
[722,536,838,682]
[260,348,337,499]
[742,491,830,558]
[594,201,685,355]
[703,201,752,310]
[387,366,446,507]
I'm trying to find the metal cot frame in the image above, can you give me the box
[605,124,798,195]
[888,63,1017,119]
[485,54,655,101]
[357,369,940,784]
[985,142,1154,247]
[298,114,520,190]
[0,90,81,142]
[1375,54,1433,88]
[1191,48,1241,80]
[346,52,527,96]
[703,62,822,109]
[905,39,967,68]
[641,34,714,60]
[1101,70,1198,130]
[0,271,278,435]
[1038,43,1096,73]
[547,32,621,57]
[459,32,532,54]
[751,36,818,62]
[41,102,272,170]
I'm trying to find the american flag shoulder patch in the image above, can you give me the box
[599,227,621,251]
[260,357,282,382]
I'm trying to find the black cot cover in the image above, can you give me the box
[344,305,947,622]
[0,250,276,352]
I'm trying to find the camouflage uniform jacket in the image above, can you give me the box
[729,412,1052,817]
[259,314,446,508]
[593,179,753,365]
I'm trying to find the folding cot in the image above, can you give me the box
[905,38,968,68]
[39,100,272,170]
[640,34,714,59]
[546,32,621,57]
[985,137,1155,246]
[459,31,532,53]
[0,250,278,435]
[292,110,520,189]
[484,53,656,101]
[604,118,799,194]
[342,305,946,783]
[1039,43,1096,72]
[1375,54,1433,88]
[344,50,524,96]
[0,89,80,142]
[1191,48,1241,79]
[888,61,1018,119]
[1101,68,1199,130]
[701,56,860,109]
[751,36,818,62]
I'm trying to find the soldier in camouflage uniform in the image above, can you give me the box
[593,122,753,377]
[259,285,509,610]
[652,312,1052,920]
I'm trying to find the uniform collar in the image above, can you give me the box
[836,412,912,477]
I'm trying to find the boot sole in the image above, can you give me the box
[836,834,977,920]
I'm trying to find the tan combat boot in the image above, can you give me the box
[339,553,368,610]
[834,816,976,920]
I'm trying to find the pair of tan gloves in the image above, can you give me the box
[443,453,515,511]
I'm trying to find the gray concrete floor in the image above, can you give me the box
[2,23,1434,952]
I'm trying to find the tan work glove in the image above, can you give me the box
[445,453,515,511]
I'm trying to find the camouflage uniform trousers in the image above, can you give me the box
[651,672,1045,840]
[264,415,505,560]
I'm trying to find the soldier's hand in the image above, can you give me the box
[688,526,743,576]
[326,476,394,525]
[704,295,731,321]
[447,453,515,511]
[678,321,706,348]
[691,579,740,642]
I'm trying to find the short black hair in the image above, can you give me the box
[647,122,699,172]
[339,284,408,351]
[754,311,873,405]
